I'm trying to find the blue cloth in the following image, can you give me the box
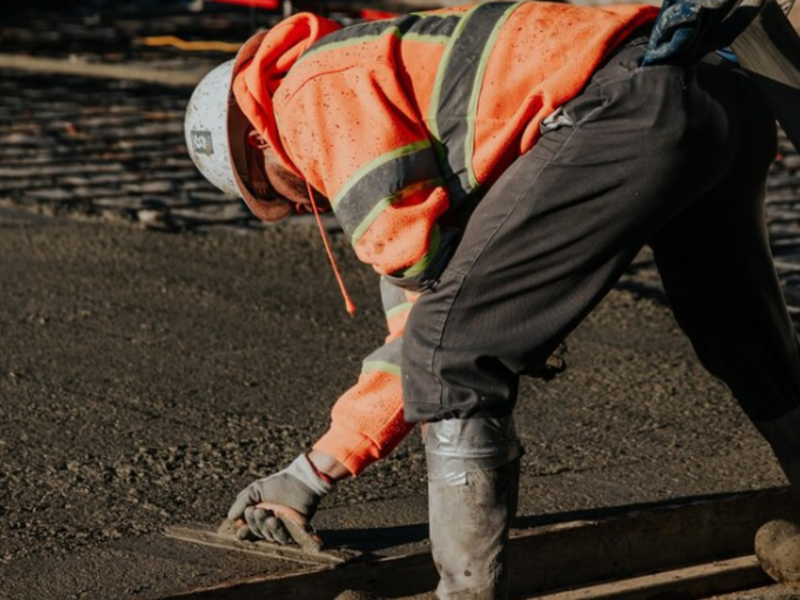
[642,0,758,66]
[716,48,740,62]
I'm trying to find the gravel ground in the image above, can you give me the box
[0,210,791,599]
[1,2,799,599]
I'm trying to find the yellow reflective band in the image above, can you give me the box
[350,177,443,246]
[333,139,433,210]
[385,301,414,320]
[427,6,476,144]
[297,30,402,66]
[362,361,402,377]
[297,13,461,67]
[465,4,518,190]
[399,224,441,278]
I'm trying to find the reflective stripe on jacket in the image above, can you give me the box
[234,2,659,475]
[314,278,419,475]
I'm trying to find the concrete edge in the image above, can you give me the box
[149,488,797,600]
[534,556,768,600]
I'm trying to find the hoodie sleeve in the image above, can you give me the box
[313,278,418,475]
[275,61,456,292]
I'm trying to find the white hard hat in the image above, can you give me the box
[184,31,293,222]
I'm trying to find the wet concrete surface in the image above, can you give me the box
[0,207,792,599]
[1,2,800,598]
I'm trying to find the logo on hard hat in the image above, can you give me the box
[191,130,214,155]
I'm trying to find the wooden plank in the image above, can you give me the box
[732,0,800,151]
[154,551,440,600]
[506,488,798,597]
[151,488,799,600]
[532,556,768,600]
[0,54,207,87]
[165,523,358,567]
[788,0,800,31]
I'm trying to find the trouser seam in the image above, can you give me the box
[454,123,582,278]
[425,132,578,411]
[754,402,800,424]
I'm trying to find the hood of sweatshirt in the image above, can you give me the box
[232,13,341,178]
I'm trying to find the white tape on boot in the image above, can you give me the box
[425,416,523,485]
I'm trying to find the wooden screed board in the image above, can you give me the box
[732,0,800,151]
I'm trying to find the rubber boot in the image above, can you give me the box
[753,406,800,587]
[425,417,522,600]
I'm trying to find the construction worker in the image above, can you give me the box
[185,1,800,597]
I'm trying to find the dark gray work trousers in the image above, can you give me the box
[402,40,800,452]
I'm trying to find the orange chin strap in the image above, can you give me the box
[306,180,356,317]
[248,130,354,316]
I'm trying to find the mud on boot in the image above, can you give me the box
[425,417,522,600]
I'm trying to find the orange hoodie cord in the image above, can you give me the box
[247,130,354,316]
[306,180,356,317]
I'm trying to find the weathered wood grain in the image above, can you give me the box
[732,0,800,151]
[155,488,799,600]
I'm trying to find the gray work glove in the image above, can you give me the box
[227,454,336,545]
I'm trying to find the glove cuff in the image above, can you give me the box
[288,454,337,499]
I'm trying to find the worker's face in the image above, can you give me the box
[245,131,330,215]
[261,148,312,207]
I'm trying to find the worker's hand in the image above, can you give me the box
[227,454,336,547]
[642,0,759,66]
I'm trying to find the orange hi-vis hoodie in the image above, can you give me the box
[234,1,659,476]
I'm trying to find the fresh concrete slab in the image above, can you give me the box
[0,217,791,599]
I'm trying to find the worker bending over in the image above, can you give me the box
[185,1,800,597]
